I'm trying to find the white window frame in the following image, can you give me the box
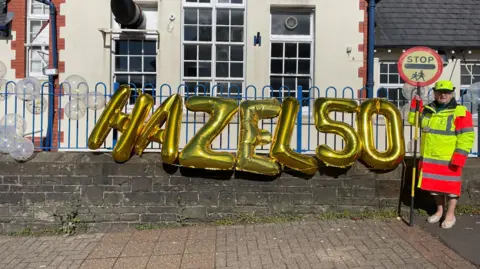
[460,61,480,89]
[181,0,246,99]
[26,0,49,79]
[269,9,314,114]
[377,61,409,108]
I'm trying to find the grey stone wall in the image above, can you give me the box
[0,153,479,233]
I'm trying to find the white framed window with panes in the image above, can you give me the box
[377,61,408,108]
[111,6,158,106]
[26,0,49,79]
[269,9,314,112]
[181,0,246,100]
[460,61,480,88]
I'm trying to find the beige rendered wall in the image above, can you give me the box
[0,34,16,80]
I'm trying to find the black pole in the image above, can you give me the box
[410,84,421,227]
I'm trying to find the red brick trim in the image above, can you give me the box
[9,0,27,79]
[358,0,368,98]
[50,0,66,151]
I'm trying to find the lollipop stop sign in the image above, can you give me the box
[398,46,443,87]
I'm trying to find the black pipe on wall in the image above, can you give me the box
[111,0,146,29]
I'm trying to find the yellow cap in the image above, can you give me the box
[434,80,455,91]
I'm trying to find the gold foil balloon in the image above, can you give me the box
[270,97,318,175]
[112,94,154,162]
[134,94,183,164]
[358,99,405,169]
[236,99,282,175]
[88,85,131,150]
[179,96,238,170]
[314,98,361,168]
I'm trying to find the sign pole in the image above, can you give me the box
[410,83,421,227]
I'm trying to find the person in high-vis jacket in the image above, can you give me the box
[408,80,475,229]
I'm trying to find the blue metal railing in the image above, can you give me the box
[1,81,478,157]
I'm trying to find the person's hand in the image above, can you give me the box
[412,95,422,101]
[410,95,423,109]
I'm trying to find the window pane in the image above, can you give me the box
[461,75,471,86]
[198,62,211,77]
[184,26,198,41]
[216,45,229,61]
[284,77,296,95]
[115,57,128,71]
[116,41,128,54]
[298,43,310,58]
[184,62,197,77]
[184,9,198,24]
[298,60,310,74]
[129,41,142,55]
[144,75,156,89]
[131,75,143,89]
[232,0,242,3]
[271,12,311,36]
[199,26,212,41]
[130,57,142,72]
[199,9,212,25]
[380,64,388,73]
[184,45,197,60]
[144,57,156,72]
[473,65,480,74]
[231,10,244,26]
[380,74,388,84]
[271,60,283,74]
[217,63,229,77]
[144,42,156,55]
[284,60,296,74]
[390,63,399,74]
[285,43,297,58]
[271,43,283,58]
[270,76,282,96]
[230,46,243,61]
[116,75,129,86]
[231,27,243,42]
[217,27,229,41]
[461,65,468,75]
[230,63,243,78]
[217,10,229,25]
[216,83,228,95]
[229,82,242,94]
[389,74,399,84]
[199,45,212,60]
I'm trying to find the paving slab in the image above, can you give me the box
[0,219,477,269]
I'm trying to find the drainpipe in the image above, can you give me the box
[35,0,58,150]
[366,0,376,98]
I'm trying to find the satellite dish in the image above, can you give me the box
[401,83,429,101]
[0,61,6,79]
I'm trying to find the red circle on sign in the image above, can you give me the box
[397,46,444,87]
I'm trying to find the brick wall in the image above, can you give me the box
[358,0,368,86]
[9,0,26,79]
[0,152,479,233]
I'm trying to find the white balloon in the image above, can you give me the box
[401,83,429,101]
[0,113,27,136]
[26,97,48,115]
[84,91,106,110]
[15,77,41,101]
[63,75,89,98]
[401,103,411,120]
[0,79,14,101]
[64,98,87,120]
[9,137,35,161]
[0,127,17,154]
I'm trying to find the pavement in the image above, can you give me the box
[416,214,480,267]
[0,218,478,269]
